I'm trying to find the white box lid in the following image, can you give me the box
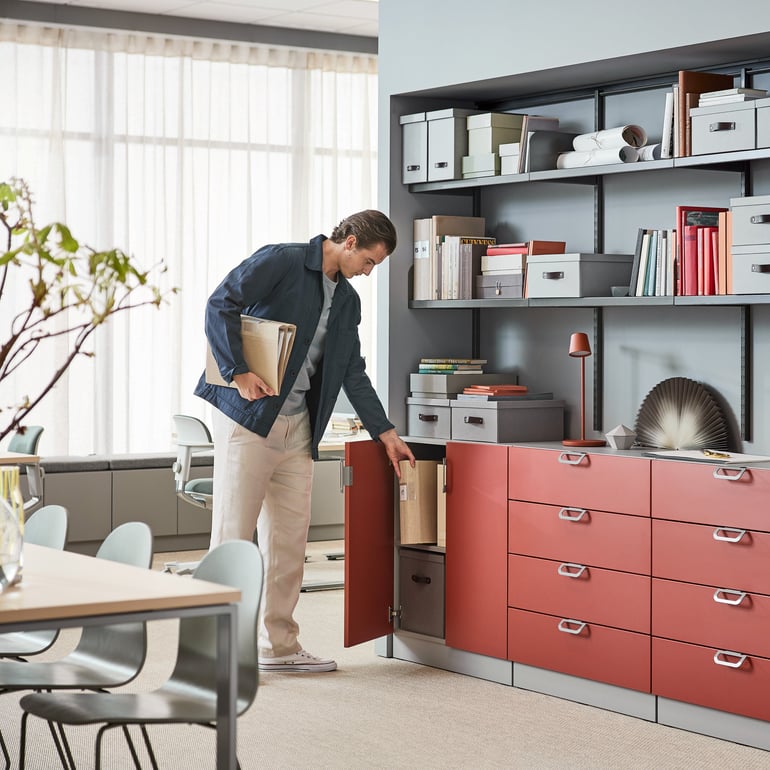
[730,194,770,207]
[426,108,481,121]
[467,112,526,129]
[527,252,633,264]
[689,100,758,116]
[399,112,425,124]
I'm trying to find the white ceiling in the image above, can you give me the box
[19,0,379,38]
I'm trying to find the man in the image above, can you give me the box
[195,209,415,672]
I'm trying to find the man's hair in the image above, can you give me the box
[330,209,397,254]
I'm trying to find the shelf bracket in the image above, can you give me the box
[593,307,603,433]
[741,305,751,442]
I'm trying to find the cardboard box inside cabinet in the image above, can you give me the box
[437,464,446,548]
[398,460,439,544]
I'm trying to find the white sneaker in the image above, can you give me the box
[258,649,337,672]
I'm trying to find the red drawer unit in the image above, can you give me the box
[653,637,770,722]
[509,500,651,575]
[652,460,770,530]
[509,555,650,633]
[652,519,770,594]
[508,608,651,692]
[508,447,650,517]
[653,578,770,659]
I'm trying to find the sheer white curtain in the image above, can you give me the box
[0,22,378,455]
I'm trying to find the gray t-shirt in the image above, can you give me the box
[281,272,338,416]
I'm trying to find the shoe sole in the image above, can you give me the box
[258,662,337,672]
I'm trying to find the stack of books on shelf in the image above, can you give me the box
[409,365,513,399]
[417,358,486,375]
[475,239,566,299]
[455,384,554,401]
[697,87,768,107]
[413,214,488,301]
[629,204,732,297]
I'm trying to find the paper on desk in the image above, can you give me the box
[206,315,296,393]
[641,449,770,464]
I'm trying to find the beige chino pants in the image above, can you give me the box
[210,407,313,658]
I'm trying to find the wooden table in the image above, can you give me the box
[0,544,241,769]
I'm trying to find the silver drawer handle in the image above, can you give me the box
[433,161,448,168]
[751,263,770,273]
[557,562,587,578]
[713,527,747,543]
[558,507,589,522]
[463,415,483,425]
[418,413,438,422]
[558,619,587,635]
[406,164,420,171]
[713,650,747,668]
[542,271,564,280]
[713,588,748,606]
[558,452,588,466]
[712,466,746,481]
[709,121,736,132]
[750,214,770,224]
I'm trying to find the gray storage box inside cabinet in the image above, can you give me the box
[406,397,452,439]
[475,273,523,299]
[527,253,633,298]
[450,399,564,443]
[399,548,445,638]
[426,108,480,182]
[690,100,756,155]
[730,245,770,294]
[730,195,770,246]
[755,97,770,148]
[400,111,427,184]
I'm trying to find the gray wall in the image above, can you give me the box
[378,1,770,452]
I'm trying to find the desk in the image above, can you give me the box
[0,544,241,769]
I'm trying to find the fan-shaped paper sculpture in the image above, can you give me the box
[634,377,728,450]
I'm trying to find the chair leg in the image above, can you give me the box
[19,711,71,770]
[121,725,144,770]
[0,727,10,770]
[54,721,77,770]
[139,725,160,770]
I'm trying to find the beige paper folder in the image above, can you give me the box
[205,315,296,393]
[398,460,439,544]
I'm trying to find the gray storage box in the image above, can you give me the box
[730,245,770,294]
[755,97,770,148]
[730,195,770,246]
[526,253,633,298]
[406,397,452,439]
[400,112,427,184]
[450,399,564,443]
[399,548,445,638]
[426,108,480,182]
[690,100,757,156]
[410,371,515,398]
[475,273,523,299]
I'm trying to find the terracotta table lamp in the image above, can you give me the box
[563,332,606,447]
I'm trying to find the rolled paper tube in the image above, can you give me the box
[556,145,639,169]
[637,143,662,161]
[572,125,648,151]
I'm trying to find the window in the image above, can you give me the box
[0,23,379,454]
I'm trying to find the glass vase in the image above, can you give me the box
[0,465,24,587]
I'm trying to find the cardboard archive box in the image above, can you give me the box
[398,460,439,544]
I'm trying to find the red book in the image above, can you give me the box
[675,205,727,295]
[696,227,705,295]
[486,243,528,255]
[682,225,699,296]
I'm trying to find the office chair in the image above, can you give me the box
[7,425,45,511]
[19,539,263,770]
[0,521,153,770]
[0,504,69,661]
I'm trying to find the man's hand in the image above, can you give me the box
[378,428,415,480]
[232,372,275,401]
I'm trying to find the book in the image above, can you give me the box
[699,87,767,99]
[675,205,727,295]
[516,115,562,172]
[459,236,496,299]
[717,210,729,295]
[205,315,296,394]
[462,384,526,395]
[676,70,733,157]
[420,358,487,364]
[698,93,766,105]
[628,227,646,297]
[412,218,432,300]
[486,239,565,256]
[661,90,674,159]
[455,391,553,401]
[429,215,486,300]
[486,243,528,255]
[419,368,484,375]
[482,253,525,272]
[682,225,699,296]
[418,363,484,371]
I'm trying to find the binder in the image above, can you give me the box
[205,315,296,393]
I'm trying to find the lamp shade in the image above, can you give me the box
[568,332,591,357]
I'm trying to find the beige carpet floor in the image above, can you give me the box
[4,542,770,769]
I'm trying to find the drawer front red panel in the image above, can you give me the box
[652,637,770,722]
[651,460,770,530]
[508,447,650,516]
[509,500,651,574]
[509,555,650,633]
[508,608,650,692]
[653,578,770,658]
[652,519,770,594]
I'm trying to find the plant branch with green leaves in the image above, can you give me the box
[0,177,176,445]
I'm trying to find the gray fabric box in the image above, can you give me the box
[406,397,452,439]
[730,195,770,246]
[690,100,756,156]
[526,253,633,298]
[475,273,523,298]
[400,112,427,184]
[399,548,445,638]
[450,399,564,443]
